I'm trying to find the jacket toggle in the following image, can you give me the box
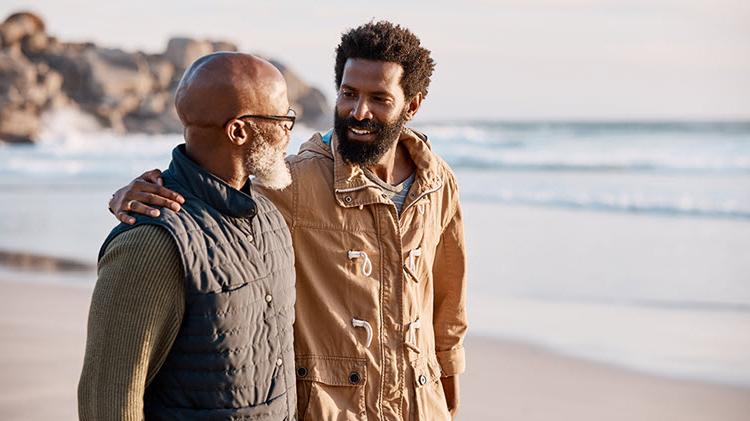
[352,318,373,347]
[405,318,422,353]
[348,250,373,277]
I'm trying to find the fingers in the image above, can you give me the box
[109,186,129,215]
[108,194,117,215]
[108,169,184,223]
[116,211,136,225]
[128,199,161,217]
[140,169,164,186]
[131,191,182,213]
[133,180,185,209]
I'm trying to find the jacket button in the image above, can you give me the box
[381,193,388,199]
[418,374,427,385]
[247,234,254,242]
[349,371,361,385]
[297,367,308,378]
[265,294,273,303]
[276,358,283,367]
[344,196,353,203]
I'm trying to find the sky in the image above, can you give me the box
[3,0,750,122]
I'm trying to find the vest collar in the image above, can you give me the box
[168,144,257,219]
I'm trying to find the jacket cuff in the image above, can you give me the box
[436,346,465,377]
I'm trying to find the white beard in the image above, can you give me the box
[246,137,292,191]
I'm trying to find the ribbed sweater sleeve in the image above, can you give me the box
[78,225,184,421]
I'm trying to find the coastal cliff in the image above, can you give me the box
[0,11,331,144]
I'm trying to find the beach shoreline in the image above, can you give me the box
[0,278,747,420]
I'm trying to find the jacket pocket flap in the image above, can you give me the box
[411,356,442,388]
[295,355,367,386]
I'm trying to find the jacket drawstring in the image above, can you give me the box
[405,318,421,353]
[352,318,373,348]
[348,250,373,276]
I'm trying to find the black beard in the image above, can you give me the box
[334,109,406,166]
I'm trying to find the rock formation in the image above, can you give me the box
[0,11,331,144]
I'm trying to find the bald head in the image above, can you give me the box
[175,52,288,128]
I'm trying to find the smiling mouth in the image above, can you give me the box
[349,127,377,137]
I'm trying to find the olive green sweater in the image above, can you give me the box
[78,225,184,421]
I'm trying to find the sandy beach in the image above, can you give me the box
[461,338,750,420]
[1,278,748,421]
[0,279,91,420]
[2,202,750,420]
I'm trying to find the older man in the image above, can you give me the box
[110,21,467,420]
[78,53,297,420]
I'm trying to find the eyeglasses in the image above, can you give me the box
[226,108,297,131]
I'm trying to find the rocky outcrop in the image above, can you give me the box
[0,11,331,144]
[270,60,330,126]
[0,13,61,143]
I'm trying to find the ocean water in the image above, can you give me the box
[0,115,749,387]
[5,119,748,219]
[422,121,750,219]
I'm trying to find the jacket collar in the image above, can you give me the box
[317,128,444,209]
[167,144,257,218]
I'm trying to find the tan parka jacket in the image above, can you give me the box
[258,127,467,420]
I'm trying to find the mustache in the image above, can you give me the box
[344,117,382,132]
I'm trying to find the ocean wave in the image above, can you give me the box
[462,191,750,220]
[445,156,750,173]
[2,122,749,221]
[418,120,750,135]
[416,121,750,174]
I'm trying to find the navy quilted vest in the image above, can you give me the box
[100,145,296,420]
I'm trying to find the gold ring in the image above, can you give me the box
[127,199,136,210]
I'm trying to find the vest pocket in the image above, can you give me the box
[230,390,290,420]
[410,356,451,421]
[295,356,367,421]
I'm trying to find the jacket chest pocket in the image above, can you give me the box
[295,356,368,421]
[409,356,451,421]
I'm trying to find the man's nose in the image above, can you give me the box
[351,98,373,121]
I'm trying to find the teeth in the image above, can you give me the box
[350,128,372,135]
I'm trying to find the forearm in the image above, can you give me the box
[78,226,184,420]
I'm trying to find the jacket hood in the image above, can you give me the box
[297,131,332,158]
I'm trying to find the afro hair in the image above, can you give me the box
[335,21,435,99]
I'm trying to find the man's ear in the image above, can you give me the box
[225,119,250,146]
[403,92,423,122]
